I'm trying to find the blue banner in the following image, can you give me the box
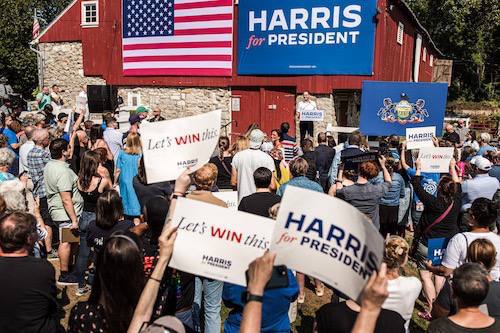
[359,81,448,136]
[427,237,450,266]
[237,0,377,75]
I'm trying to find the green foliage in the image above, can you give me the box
[0,0,72,98]
[407,0,500,102]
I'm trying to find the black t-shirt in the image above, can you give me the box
[209,155,233,190]
[0,256,60,333]
[86,219,135,254]
[238,192,281,217]
[69,302,107,333]
[429,317,500,333]
[133,176,172,212]
[315,302,405,333]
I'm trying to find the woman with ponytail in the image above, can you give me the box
[209,136,233,190]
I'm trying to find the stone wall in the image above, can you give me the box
[40,42,106,106]
[117,86,231,128]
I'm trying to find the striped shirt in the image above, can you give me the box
[280,133,297,162]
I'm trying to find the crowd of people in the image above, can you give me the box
[0,99,499,333]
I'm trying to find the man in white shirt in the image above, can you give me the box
[18,126,35,175]
[296,91,317,143]
[103,117,123,162]
[231,129,276,202]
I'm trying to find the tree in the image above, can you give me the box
[407,0,499,101]
[0,0,72,98]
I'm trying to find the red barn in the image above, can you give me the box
[35,0,447,138]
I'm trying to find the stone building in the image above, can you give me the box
[34,0,445,140]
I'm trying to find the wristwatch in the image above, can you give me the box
[244,292,263,304]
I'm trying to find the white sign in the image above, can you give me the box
[300,109,324,122]
[169,198,274,286]
[418,147,454,173]
[141,110,221,183]
[406,126,436,150]
[270,186,384,300]
[213,191,238,210]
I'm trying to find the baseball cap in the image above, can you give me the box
[57,112,68,121]
[129,114,142,125]
[249,129,265,149]
[471,156,492,171]
[136,106,150,114]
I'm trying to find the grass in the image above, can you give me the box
[53,232,430,333]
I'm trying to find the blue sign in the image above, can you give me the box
[359,81,448,136]
[237,0,377,75]
[427,237,450,266]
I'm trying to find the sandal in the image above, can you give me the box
[315,284,325,297]
[417,311,432,321]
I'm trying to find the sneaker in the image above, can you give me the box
[47,249,58,261]
[75,285,91,297]
[57,274,78,286]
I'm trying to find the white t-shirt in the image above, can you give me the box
[382,276,422,333]
[231,148,275,202]
[442,232,500,281]
[297,100,317,120]
[19,140,35,175]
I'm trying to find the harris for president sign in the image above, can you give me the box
[237,0,377,75]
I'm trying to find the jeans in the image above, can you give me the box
[176,307,194,330]
[74,211,95,287]
[193,277,223,333]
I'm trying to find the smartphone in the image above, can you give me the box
[246,265,289,290]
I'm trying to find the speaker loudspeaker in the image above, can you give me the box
[87,85,118,113]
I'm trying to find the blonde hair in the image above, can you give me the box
[229,135,249,155]
[193,163,218,190]
[384,236,409,270]
[124,133,142,155]
[467,238,497,272]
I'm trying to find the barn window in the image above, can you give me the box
[430,55,434,67]
[82,1,99,27]
[423,48,427,62]
[397,22,404,45]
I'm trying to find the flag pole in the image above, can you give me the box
[29,8,44,91]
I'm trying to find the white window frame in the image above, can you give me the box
[397,22,404,45]
[423,48,427,62]
[81,1,99,27]
[127,92,142,107]
[430,55,434,67]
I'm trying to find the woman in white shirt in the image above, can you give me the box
[382,236,422,332]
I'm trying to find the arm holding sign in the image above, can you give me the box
[351,263,389,333]
[378,156,392,184]
[400,141,411,171]
[449,158,461,183]
[127,226,177,333]
[240,251,276,333]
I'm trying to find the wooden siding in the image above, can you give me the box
[40,0,440,93]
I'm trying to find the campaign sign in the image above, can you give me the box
[237,0,377,75]
[406,126,436,150]
[213,191,238,210]
[418,147,454,173]
[141,110,221,183]
[300,109,325,122]
[359,81,448,136]
[271,186,384,300]
[169,198,274,286]
[428,237,450,266]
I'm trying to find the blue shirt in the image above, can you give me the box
[2,127,18,155]
[477,145,495,157]
[277,176,323,196]
[223,270,298,333]
[406,168,440,203]
[380,172,405,206]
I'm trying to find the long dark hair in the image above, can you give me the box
[218,136,230,160]
[89,124,104,146]
[89,232,145,333]
[78,150,100,191]
[437,175,458,205]
[136,156,147,185]
[96,190,124,229]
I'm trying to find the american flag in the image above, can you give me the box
[122,0,233,76]
[32,16,40,40]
